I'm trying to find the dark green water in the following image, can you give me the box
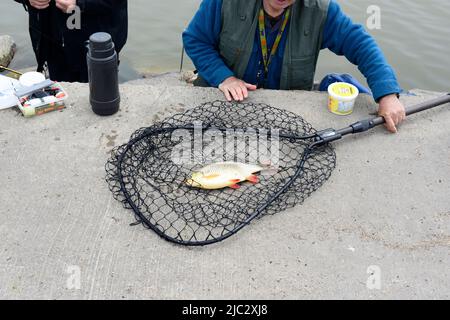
[1,0,449,91]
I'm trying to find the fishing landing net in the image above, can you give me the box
[106,93,450,246]
[105,94,450,246]
[106,101,336,245]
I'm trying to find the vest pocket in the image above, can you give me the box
[290,55,317,90]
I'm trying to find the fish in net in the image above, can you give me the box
[106,95,450,246]
[106,101,335,245]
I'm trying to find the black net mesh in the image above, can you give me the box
[106,101,336,245]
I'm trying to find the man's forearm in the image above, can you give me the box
[323,1,401,102]
[182,0,234,87]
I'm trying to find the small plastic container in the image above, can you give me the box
[19,72,46,87]
[18,82,68,117]
[327,82,359,115]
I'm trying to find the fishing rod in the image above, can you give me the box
[179,45,185,74]
[0,65,23,76]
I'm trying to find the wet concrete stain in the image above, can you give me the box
[100,130,119,148]
[106,134,118,147]
[152,103,186,123]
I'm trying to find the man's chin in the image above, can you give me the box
[272,0,293,10]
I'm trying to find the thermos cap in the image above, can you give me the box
[88,32,115,59]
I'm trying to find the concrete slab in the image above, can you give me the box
[0,76,449,299]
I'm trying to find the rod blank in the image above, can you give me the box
[370,93,450,127]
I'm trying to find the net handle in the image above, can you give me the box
[317,93,450,143]
[371,93,450,127]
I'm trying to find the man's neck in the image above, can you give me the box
[263,0,285,18]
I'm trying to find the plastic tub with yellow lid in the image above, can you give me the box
[327,82,359,115]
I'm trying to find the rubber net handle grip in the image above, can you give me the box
[327,93,450,141]
[370,93,450,127]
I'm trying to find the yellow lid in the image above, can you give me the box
[330,83,356,97]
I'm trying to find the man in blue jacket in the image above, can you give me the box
[183,0,406,133]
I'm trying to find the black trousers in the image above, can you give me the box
[46,48,120,83]
[46,47,89,83]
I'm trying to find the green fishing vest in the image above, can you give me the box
[216,0,330,90]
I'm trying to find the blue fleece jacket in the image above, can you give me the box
[182,0,401,102]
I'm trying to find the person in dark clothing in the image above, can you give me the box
[15,0,128,82]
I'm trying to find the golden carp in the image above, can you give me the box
[186,162,264,190]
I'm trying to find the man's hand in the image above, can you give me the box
[29,0,51,9]
[55,0,77,13]
[218,76,257,102]
[378,94,406,133]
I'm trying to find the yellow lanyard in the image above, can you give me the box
[258,7,291,74]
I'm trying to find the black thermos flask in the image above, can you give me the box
[87,32,120,116]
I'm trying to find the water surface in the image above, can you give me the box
[1,0,449,91]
